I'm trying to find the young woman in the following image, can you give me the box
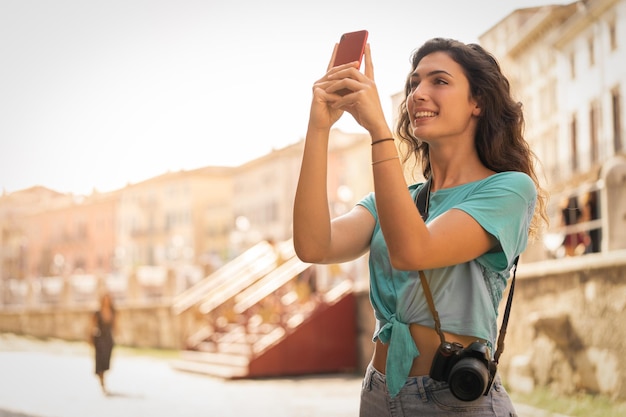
[293,37,547,416]
[91,292,116,394]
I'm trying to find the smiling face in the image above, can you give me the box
[406,51,481,145]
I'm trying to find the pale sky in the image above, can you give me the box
[0,0,571,195]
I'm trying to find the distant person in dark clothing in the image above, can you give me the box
[560,196,590,256]
[91,292,116,394]
[581,191,601,253]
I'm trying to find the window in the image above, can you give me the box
[609,18,618,51]
[570,113,578,171]
[588,35,595,67]
[582,190,602,254]
[613,86,623,152]
[76,221,87,240]
[589,100,600,164]
[74,257,86,271]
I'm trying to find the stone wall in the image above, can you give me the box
[0,302,182,350]
[353,251,626,400]
[1,250,625,399]
[500,250,626,400]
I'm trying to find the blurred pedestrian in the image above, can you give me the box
[90,292,116,394]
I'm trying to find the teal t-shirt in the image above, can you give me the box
[357,171,537,397]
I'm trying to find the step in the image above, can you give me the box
[214,341,253,355]
[179,350,250,368]
[252,326,285,354]
[171,358,248,379]
[172,350,250,379]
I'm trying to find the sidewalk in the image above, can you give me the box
[0,334,568,417]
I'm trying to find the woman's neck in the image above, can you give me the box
[428,145,494,192]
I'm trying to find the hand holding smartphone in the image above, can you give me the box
[332,30,368,95]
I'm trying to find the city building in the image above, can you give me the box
[115,166,234,297]
[479,0,626,260]
[0,187,72,305]
[0,129,375,307]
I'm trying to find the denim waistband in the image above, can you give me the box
[360,363,514,417]
[363,363,447,400]
[362,362,504,398]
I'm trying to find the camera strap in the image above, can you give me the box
[414,178,518,364]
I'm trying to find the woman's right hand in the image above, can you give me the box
[307,44,359,131]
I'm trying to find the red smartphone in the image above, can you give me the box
[332,30,368,95]
[332,30,368,68]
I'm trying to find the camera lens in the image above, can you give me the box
[448,358,489,401]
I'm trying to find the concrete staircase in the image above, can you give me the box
[171,240,358,378]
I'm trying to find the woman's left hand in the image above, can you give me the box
[325,44,390,137]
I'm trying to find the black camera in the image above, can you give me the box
[429,340,497,401]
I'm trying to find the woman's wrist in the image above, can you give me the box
[307,119,333,133]
[368,126,394,143]
[371,137,394,145]
[305,123,332,143]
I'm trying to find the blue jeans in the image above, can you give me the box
[359,363,518,416]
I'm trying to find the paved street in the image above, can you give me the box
[0,334,569,417]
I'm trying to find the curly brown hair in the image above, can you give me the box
[396,37,548,238]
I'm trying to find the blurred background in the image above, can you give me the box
[1,0,626,416]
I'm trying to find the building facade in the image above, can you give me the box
[0,187,72,305]
[0,130,374,307]
[480,0,626,260]
[115,167,234,275]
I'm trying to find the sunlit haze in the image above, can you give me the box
[0,0,571,195]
